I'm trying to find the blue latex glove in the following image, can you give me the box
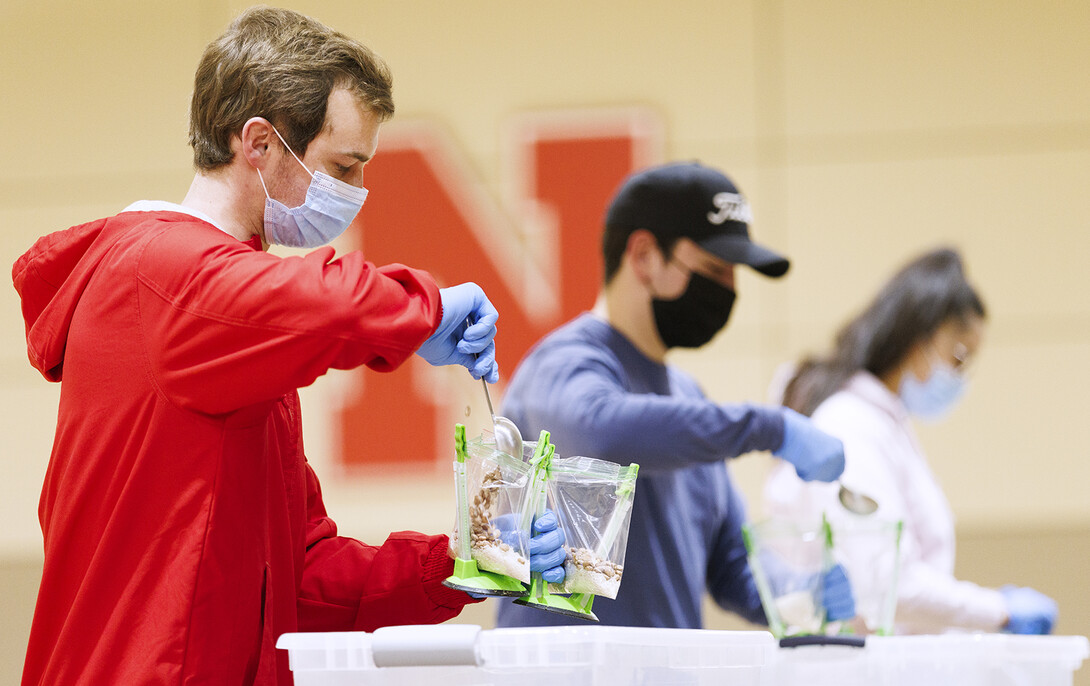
[773,408,845,482]
[493,511,567,584]
[1001,585,1058,634]
[821,563,856,622]
[415,282,499,383]
[528,511,567,583]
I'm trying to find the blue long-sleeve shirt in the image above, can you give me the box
[494,313,784,629]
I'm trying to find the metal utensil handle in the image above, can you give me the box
[481,377,496,419]
[466,312,497,421]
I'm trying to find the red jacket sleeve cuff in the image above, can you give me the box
[423,535,485,609]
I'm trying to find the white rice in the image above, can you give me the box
[474,542,530,583]
[558,564,622,598]
[775,590,823,634]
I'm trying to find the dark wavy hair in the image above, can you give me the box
[783,247,986,417]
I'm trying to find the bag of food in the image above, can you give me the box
[447,426,535,586]
[742,514,902,637]
[545,456,639,599]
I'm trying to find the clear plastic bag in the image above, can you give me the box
[742,515,902,637]
[545,456,639,599]
[743,518,829,636]
[449,432,535,583]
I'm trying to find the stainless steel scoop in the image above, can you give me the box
[481,377,523,459]
[467,315,524,459]
[838,482,878,515]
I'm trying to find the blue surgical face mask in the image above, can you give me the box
[257,126,368,248]
[899,352,967,421]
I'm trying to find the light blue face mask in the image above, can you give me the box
[257,126,368,248]
[899,353,967,421]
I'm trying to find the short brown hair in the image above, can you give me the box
[188,6,394,171]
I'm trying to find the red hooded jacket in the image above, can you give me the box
[12,208,477,685]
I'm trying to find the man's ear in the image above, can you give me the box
[625,229,666,285]
[238,117,276,170]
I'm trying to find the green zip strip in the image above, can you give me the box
[741,522,786,638]
[454,424,471,560]
[876,519,905,636]
[523,430,554,529]
[617,463,639,497]
[819,512,833,633]
[591,463,640,559]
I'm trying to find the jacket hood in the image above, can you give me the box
[13,218,116,382]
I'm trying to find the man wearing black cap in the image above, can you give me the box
[494,161,853,629]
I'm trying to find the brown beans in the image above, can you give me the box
[566,546,623,578]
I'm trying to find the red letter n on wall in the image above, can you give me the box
[336,109,662,472]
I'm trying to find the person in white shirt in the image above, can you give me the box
[763,247,1057,635]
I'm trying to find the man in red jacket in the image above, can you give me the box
[12,7,564,685]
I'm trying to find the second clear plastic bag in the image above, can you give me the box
[546,457,639,599]
[449,433,536,583]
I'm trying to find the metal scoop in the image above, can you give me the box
[467,315,523,459]
[838,482,878,515]
[481,377,523,459]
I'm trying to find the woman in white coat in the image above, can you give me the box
[763,247,1057,635]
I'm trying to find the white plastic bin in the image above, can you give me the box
[772,634,1090,686]
[277,624,777,686]
[868,634,1090,686]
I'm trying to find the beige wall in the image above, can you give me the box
[2,0,1088,681]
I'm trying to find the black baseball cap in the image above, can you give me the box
[605,162,790,277]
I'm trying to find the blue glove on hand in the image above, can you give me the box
[1001,585,1058,634]
[415,282,499,383]
[773,408,846,482]
[528,510,567,584]
[493,510,567,584]
[821,563,856,622]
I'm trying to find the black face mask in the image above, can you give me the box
[651,272,736,349]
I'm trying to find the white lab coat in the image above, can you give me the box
[763,371,1007,634]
